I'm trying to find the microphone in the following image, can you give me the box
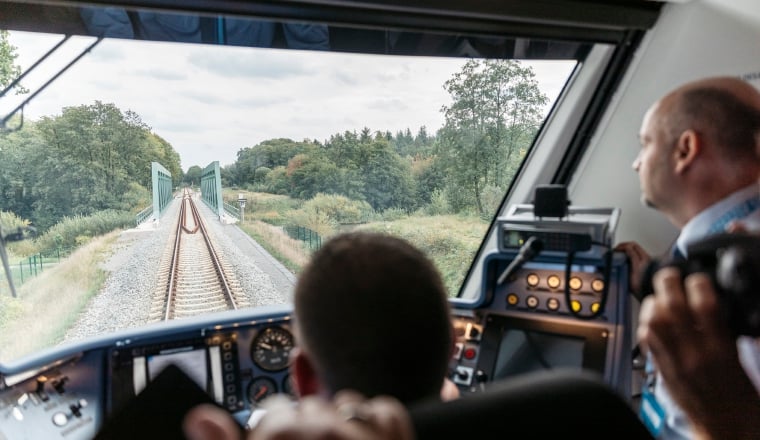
[497,236,544,285]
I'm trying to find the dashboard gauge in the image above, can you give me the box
[248,377,277,406]
[251,327,294,371]
[282,373,296,397]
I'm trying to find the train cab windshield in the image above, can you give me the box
[0,6,587,365]
[13,1,760,439]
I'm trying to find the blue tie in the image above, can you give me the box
[670,245,685,262]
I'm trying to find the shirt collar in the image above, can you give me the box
[677,184,760,257]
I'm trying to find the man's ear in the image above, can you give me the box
[290,347,321,398]
[674,129,700,174]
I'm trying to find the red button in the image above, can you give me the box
[464,348,477,360]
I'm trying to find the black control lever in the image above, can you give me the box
[497,236,543,285]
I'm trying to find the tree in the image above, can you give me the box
[236,138,318,186]
[359,138,416,211]
[29,102,182,228]
[0,30,28,95]
[183,166,203,187]
[436,59,547,216]
[0,122,45,219]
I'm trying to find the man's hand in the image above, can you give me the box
[184,391,414,440]
[638,267,760,440]
[614,241,652,296]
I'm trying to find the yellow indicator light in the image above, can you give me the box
[507,294,519,305]
[526,273,540,287]
[591,279,604,292]
[547,275,561,289]
[571,300,582,312]
[591,302,601,313]
[569,276,582,290]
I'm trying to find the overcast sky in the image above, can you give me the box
[4,31,575,172]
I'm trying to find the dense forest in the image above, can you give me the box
[1,27,547,238]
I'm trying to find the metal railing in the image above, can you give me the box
[284,225,322,251]
[135,205,154,226]
[0,247,71,293]
[223,202,240,220]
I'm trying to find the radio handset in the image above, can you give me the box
[496,236,544,285]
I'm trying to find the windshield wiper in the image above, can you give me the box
[1,36,102,132]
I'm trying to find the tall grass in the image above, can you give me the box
[0,231,120,362]
[356,215,487,297]
[223,190,300,226]
[225,191,489,296]
[239,220,310,274]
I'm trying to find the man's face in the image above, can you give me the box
[633,102,677,210]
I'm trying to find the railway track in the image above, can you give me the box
[149,189,249,321]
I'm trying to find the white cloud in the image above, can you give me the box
[4,31,575,173]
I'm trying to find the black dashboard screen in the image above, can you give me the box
[479,314,608,382]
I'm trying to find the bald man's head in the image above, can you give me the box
[652,76,760,163]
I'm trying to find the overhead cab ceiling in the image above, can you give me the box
[0,0,663,44]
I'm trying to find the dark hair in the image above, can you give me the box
[665,87,760,162]
[294,231,452,405]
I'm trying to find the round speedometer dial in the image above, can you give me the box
[251,327,294,371]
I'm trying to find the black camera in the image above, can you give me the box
[640,233,760,337]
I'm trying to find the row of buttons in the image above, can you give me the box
[506,293,601,313]
[524,273,605,292]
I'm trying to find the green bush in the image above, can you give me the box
[302,193,374,224]
[289,206,337,237]
[426,188,451,215]
[24,210,133,256]
[113,182,151,213]
[479,184,505,219]
[381,207,407,221]
[0,210,29,232]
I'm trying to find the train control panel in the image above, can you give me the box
[0,306,296,440]
[448,201,632,398]
[0,202,633,439]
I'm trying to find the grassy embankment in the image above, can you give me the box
[0,231,120,361]
[223,189,487,296]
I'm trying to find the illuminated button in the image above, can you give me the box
[52,412,68,426]
[569,277,582,291]
[526,296,539,308]
[526,273,540,287]
[571,300,582,312]
[506,294,519,306]
[591,302,601,313]
[591,279,604,292]
[546,298,560,311]
[464,348,477,360]
[547,275,561,289]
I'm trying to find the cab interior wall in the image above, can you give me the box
[568,0,760,256]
